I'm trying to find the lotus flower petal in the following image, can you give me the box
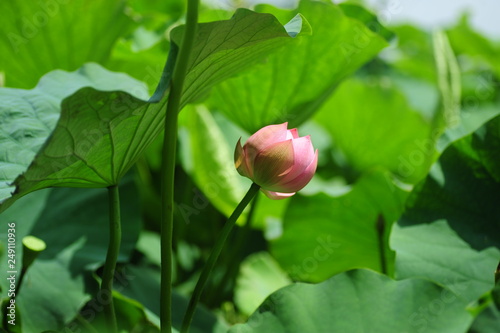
[253,140,294,188]
[261,190,296,200]
[286,128,299,139]
[234,138,252,178]
[281,135,315,183]
[234,123,318,200]
[281,149,318,191]
[245,122,288,169]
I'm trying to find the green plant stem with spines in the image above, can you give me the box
[101,185,121,333]
[159,0,199,331]
[181,183,261,333]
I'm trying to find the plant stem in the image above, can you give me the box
[207,193,259,304]
[181,183,261,333]
[160,0,199,331]
[102,185,121,333]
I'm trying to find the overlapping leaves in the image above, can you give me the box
[271,170,407,282]
[0,9,309,212]
[209,0,391,132]
[392,115,500,303]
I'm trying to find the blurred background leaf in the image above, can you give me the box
[234,252,291,316]
[447,14,500,80]
[314,78,434,183]
[392,115,500,303]
[0,0,134,88]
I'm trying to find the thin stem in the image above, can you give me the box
[207,193,259,304]
[181,183,261,333]
[102,185,121,333]
[160,0,199,331]
[15,268,27,296]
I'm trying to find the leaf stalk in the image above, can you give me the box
[159,0,199,331]
[102,184,122,333]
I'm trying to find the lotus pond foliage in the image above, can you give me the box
[0,0,499,332]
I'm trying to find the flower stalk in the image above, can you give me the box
[181,183,261,333]
[207,193,259,303]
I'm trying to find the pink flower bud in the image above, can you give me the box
[234,122,318,200]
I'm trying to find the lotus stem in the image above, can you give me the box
[159,0,199,330]
[181,183,261,333]
[102,185,121,333]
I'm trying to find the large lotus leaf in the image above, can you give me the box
[271,170,408,282]
[0,0,134,88]
[105,34,171,95]
[392,115,500,303]
[0,64,149,204]
[229,269,472,333]
[0,9,309,212]
[209,0,390,133]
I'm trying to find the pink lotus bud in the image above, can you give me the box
[234,122,318,200]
